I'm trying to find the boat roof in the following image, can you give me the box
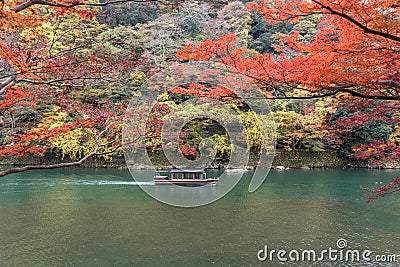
[170,169,205,173]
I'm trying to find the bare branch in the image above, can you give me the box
[12,0,160,12]
[338,88,400,100]
[0,76,15,95]
[0,124,117,177]
[0,151,97,176]
[222,65,400,100]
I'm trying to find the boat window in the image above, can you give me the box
[170,171,206,179]
[172,172,183,179]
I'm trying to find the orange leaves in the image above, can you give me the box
[179,143,197,156]
[169,86,188,95]
[188,83,207,95]
[177,34,237,61]
[0,86,37,109]
[0,142,47,158]
[208,84,236,100]
[52,6,98,20]
[179,0,399,100]
[169,82,236,100]
[351,140,394,160]
[248,0,399,40]
[0,43,29,74]
[0,8,45,30]
[0,117,92,158]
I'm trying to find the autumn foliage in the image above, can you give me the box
[362,177,400,202]
[0,0,399,200]
[176,0,400,199]
[0,0,136,174]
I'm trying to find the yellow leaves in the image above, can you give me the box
[50,128,95,160]
[292,87,310,96]
[39,12,104,53]
[33,106,98,160]
[50,127,119,161]
[315,98,336,114]
[239,111,262,148]
[388,124,400,145]
[273,109,303,131]
[210,134,231,157]
[36,105,68,129]
[157,92,169,102]
[239,110,274,151]
[50,127,120,162]
[271,98,335,149]
[34,106,118,161]
[130,72,146,87]
[34,105,81,159]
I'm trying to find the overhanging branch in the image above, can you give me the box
[0,76,15,95]
[312,0,400,42]
[0,124,120,177]
[12,0,160,12]
[0,152,97,176]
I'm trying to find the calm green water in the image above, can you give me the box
[0,168,399,266]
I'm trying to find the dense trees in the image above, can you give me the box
[0,0,148,175]
[0,0,399,200]
[176,0,399,200]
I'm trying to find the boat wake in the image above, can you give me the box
[62,180,155,186]
[0,180,155,187]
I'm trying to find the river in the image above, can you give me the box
[0,168,399,266]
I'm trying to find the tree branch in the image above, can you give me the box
[218,85,400,100]
[362,177,400,202]
[0,124,148,177]
[12,0,160,12]
[0,151,97,176]
[0,76,15,95]
[223,66,400,100]
[0,124,116,177]
[338,88,400,100]
[312,0,400,42]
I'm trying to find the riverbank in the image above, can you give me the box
[3,149,399,170]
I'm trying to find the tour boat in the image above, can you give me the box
[153,169,219,186]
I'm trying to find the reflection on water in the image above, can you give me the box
[0,168,399,266]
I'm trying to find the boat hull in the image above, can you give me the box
[154,178,218,186]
